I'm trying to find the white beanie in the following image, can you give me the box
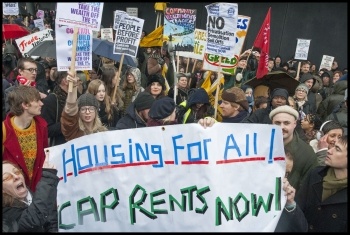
[269,105,299,120]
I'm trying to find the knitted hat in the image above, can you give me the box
[78,93,99,110]
[269,105,299,120]
[271,88,289,100]
[147,74,166,90]
[295,83,309,94]
[149,97,175,120]
[134,92,155,111]
[221,87,249,111]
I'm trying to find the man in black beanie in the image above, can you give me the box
[116,92,155,130]
[242,87,290,124]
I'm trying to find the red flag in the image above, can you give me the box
[253,8,271,79]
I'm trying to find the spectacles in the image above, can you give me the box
[3,168,22,182]
[23,68,38,73]
[80,107,96,113]
[296,89,306,93]
[88,71,97,75]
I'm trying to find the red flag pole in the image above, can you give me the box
[253,7,271,79]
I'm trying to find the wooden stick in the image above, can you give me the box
[68,27,79,92]
[214,56,222,119]
[188,59,197,88]
[295,61,301,81]
[185,57,190,73]
[112,54,124,104]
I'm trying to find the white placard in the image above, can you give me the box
[205,3,238,58]
[47,123,287,232]
[126,7,138,17]
[294,38,311,60]
[15,29,54,56]
[100,28,114,42]
[3,2,19,15]
[56,3,104,31]
[319,55,334,71]
[55,21,93,71]
[34,18,45,31]
[114,14,144,57]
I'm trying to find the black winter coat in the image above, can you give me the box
[115,102,147,130]
[295,166,347,232]
[2,169,59,232]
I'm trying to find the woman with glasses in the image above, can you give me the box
[2,158,59,232]
[61,71,107,141]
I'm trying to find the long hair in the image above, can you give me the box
[86,79,113,122]
[78,114,108,134]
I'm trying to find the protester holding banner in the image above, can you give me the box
[219,87,250,123]
[2,158,59,232]
[61,71,108,141]
[2,86,48,192]
[269,105,318,192]
[115,91,155,130]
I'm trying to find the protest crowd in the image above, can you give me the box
[2,2,347,233]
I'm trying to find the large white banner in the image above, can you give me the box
[205,3,238,58]
[114,13,144,57]
[55,21,93,71]
[15,29,54,57]
[48,123,287,232]
[56,3,104,31]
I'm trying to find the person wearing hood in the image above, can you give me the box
[177,88,214,124]
[319,70,334,100]
[220,87,250,123]
[317,80,348,121]
[120,67,145,116]
[299,72,317,113]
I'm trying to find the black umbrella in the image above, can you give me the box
[92,38,136,67]
[26,40,56,58]
[242,70,300,96]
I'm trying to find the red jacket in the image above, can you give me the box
[3,113,48,192]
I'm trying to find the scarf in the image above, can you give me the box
[53,85,68,109]
[322,167,347,201]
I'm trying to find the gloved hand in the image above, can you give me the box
[157,57,165,66]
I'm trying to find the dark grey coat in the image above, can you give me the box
[2,169,59,232]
